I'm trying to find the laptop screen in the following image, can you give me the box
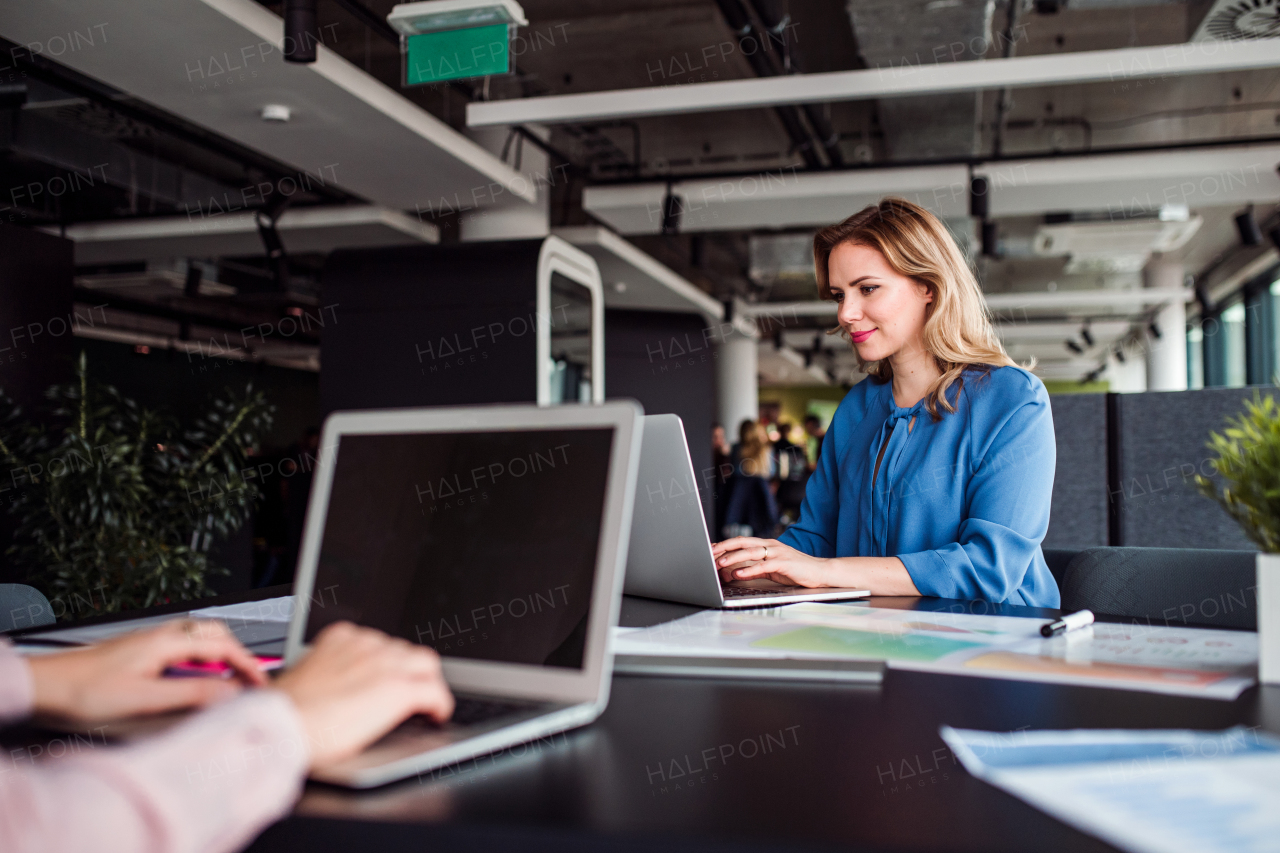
[303,427,615,670]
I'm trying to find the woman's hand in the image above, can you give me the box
[28,619,265,725]
[272,621,454,771]
[710,537,832,588]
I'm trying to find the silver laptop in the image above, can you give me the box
[624,414,868,609]
[284,401,643,788]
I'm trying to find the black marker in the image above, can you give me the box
[1040,609,1094,638]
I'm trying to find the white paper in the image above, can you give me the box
[614,603,1258,699]
[14,595,296,648]
[188,595,294,624]
[941,727,1280,853]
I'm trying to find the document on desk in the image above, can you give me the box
[12,595,296,651]
[613,604,1258,699]
[940,726,1280,853]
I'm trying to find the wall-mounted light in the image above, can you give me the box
[981,220,999,259]
[1148,321,1162,340]
[1065,339,1084,355]
[284,0,320,63]
[969,175,989,220]
[1080,324,1094,347]
[1114,346,1126,364]
[1235,206,1262,246]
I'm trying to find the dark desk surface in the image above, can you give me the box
[248,595,1280,853]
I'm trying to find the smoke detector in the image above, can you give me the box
[261,104,292,122]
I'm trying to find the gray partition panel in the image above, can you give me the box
[1115,385,1275,549]
[605,310,716,535]
[320,242,543,414]
[1043,393,1108,549]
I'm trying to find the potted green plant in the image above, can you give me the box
[0,351,273,616]
[1195,390,1280,684]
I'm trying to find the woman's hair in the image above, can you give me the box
[813,197,1021,419]
[738,420,772,477]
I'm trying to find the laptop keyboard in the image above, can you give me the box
[450,697,531,727]
[722,585,799,598]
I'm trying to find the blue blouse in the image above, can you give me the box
[779,365,1060,607]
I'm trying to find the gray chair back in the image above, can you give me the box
[0,584,56,632]
[1061,547,1257,630]
[1041,548,1082,592]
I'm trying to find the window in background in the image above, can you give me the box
[1271,277,1280,385]
[1245,282,1275,386]
[1222,302,1248,388]
[1187,322,1204,389]
[1202,300,1246,388]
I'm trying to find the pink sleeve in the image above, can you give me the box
[0,642,35,724]
[0,689,310,853]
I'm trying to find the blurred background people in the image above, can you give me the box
[773,421,810,524]
[721,420,779,539]
[803,414,827,472]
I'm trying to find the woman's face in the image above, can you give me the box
[827,242,933,364]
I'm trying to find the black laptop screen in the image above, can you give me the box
[303,427,615,670]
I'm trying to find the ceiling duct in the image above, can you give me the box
[1032,217,1203,274]
[844,0,994,160]
[1192,0,1280,41]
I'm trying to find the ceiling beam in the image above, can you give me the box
[468,40,1280,127]
[553,226,726,321]
[46,206,438,264]
[582,143,1280,234]
[736,288,1190,319]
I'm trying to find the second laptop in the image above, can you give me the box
[624,414,869,609]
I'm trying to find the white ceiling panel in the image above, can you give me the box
[583,165,970,234]
[48,205,438,264]
[0,0,535,212]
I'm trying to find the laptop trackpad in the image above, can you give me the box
[329,700,557,773]
[724,578,796,590]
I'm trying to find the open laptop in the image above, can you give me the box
[284,401,642,788]
[624,414,868,609]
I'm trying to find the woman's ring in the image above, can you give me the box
[763,546,770,560]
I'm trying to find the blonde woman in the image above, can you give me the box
[722,420,780,538]
[712,199,1059,606]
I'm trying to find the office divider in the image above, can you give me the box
[1043,394,1108,549]
[1045,386,1278,550]
[1113,385,1277,549]
[320,236,603,414]
[605,309,717,534]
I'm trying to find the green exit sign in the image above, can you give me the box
[405,23,509,85]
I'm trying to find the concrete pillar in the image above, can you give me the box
[1103,342,1147,393]
[459,125,550,242]
[716,335,758,434]
[1143,259,1188,391]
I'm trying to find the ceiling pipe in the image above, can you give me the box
[991,0,1026,158]
[744,0,846,168]
[711,0,824,169]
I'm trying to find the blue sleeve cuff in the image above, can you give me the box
[898,549,958,599]
[778,526,834,558]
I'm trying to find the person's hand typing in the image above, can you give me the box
[711,537,831,588]
[272,621,454,771]
[28,619,265,725]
